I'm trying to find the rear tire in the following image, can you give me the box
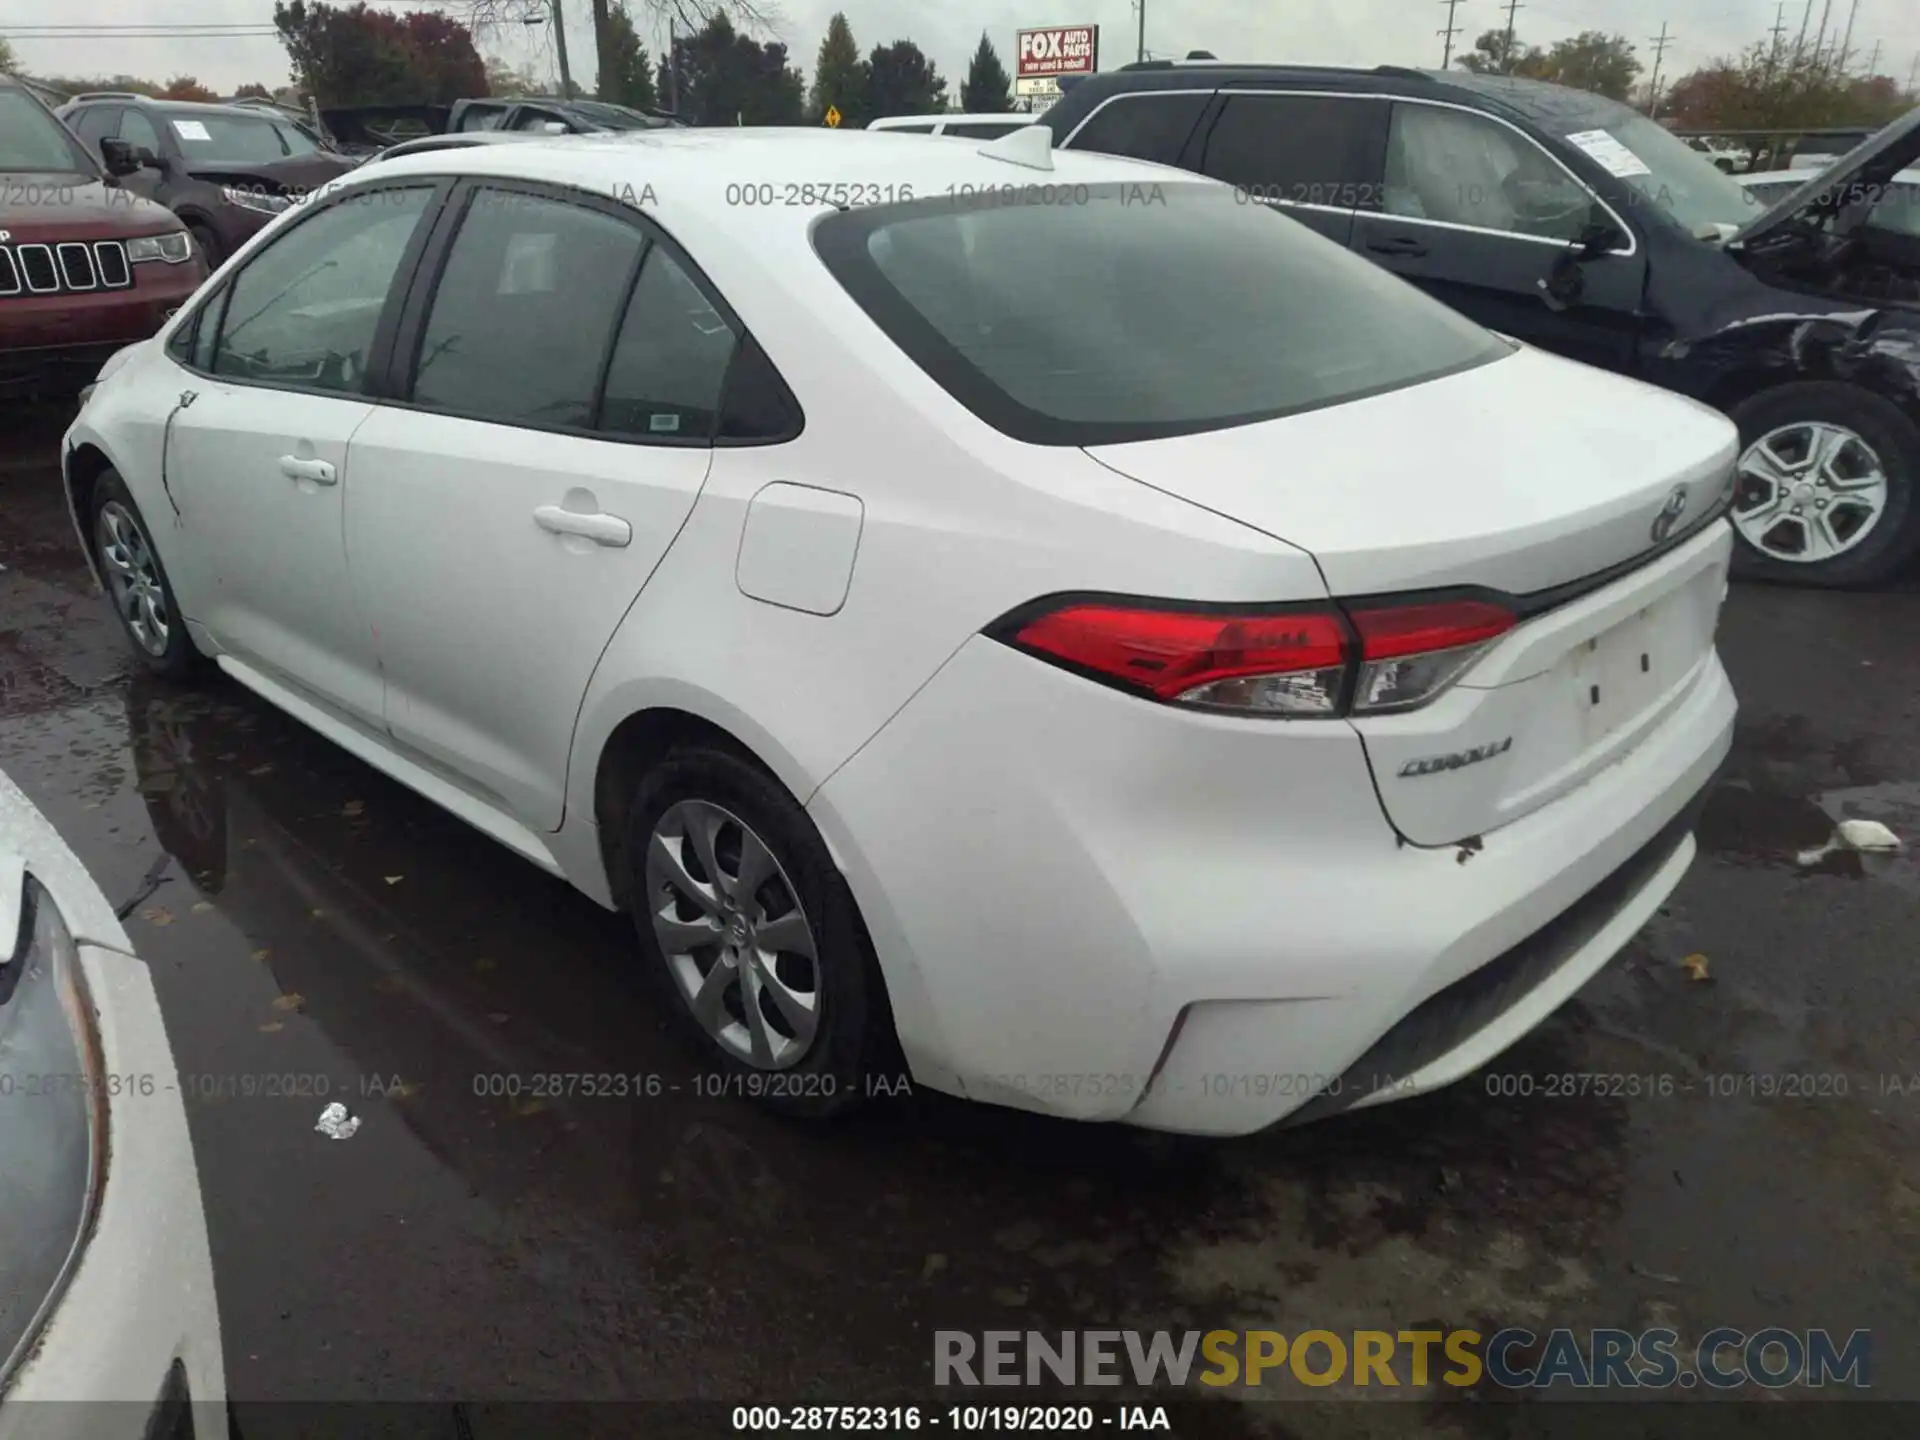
[1727,382,1920,588]
[90,469,204,678]
[623,742,886,1118]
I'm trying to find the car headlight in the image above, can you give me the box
[0,866,107,1392]
[221,185,294,216]
[126,231,194,264]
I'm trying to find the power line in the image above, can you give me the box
[1766,0,1789,79]
[1438,0,1466,69]
[1645,21,1672,115]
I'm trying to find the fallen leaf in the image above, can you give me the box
[922,1253,948,1280]
[191,901,213,913]
[342,800,365,817]
[509,1096,547,1117]
[1680,953,1711,982]
[383,874,404,885]
[258,1021,284,1034]
[251,948,272,961]
[271,993,307,1013]
[991,1286,1030,1307]
[141,906,174,927]
[309,908,325,919]
[475,957,497,972]
[248,764,274,776]
[391,1081,420,1099]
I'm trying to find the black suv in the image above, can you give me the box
[1044,64,1920,587]
[57,94,359,267]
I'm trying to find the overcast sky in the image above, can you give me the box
[8,0,1918,100]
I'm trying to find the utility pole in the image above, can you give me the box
[1646,22,1672,115]
[1438,0,1465,69]
[1811,0,1833,73]
[666,16,679,113]
[1835,0,1860,74]
[1792,0,1814,64]
[1135,0,1145,65]
[1766,1,1789,80]
[550,0,573,97]
[1863,38,1880,77]
[1500,0,1523,73]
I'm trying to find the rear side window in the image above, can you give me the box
[410,188,647,429]
[598,246,738,439]
[211,187,432,393]
[943,121,1023,140]
[814,182,1509,447]
[1199,94,1384,207]
[880,121,937,134]
[1066,93,1209,166]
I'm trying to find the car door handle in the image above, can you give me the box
[533,505,632,548]
[278,455,336,485]
[1366,235,1429,257]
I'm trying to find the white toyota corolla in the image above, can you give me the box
[62,126,1737,1134]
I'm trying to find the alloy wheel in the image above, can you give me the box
[644,799,821,1070]
[96,501,171,657]
[1733,421,1889,564]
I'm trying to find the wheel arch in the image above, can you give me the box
[62,441,118,591]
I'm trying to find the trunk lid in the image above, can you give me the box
[1085,344,1739,844]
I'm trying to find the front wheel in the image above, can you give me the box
[1728,382,1920,588]
[91,469,203,677]
[623,743,889,1118]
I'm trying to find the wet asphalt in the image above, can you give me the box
[2,399,1917,1435]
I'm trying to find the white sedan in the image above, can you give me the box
[62,126,1737,1134]
[0,770,224,1432]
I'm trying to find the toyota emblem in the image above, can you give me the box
[1650,485,1689,543]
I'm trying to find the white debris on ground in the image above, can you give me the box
[314,1102,361,1140]
[1797,819,1904,867]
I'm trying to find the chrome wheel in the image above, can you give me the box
[1733,421,1889,564]
[644,799,820,1070]
[95,501,171,657]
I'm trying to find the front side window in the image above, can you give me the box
[1385,104,1595,242]
[599,246,738,439]
[1066,92,1210,166]
[117,109,163,156]
[409,188,646,429]
[211,186,432,393]
[1200,94,1384,207]
[0,88,98,174]
[68,106,119,151]
[815,182,1510,446]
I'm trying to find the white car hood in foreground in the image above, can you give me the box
[1086,344,1739,598]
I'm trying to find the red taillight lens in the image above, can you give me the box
[1008,604,1350,716]
[1346,599,1515,713]
[997,595,1515,718]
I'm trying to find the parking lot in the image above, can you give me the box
[2,398,1917,1430]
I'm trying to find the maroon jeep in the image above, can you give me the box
[1,78,207,397]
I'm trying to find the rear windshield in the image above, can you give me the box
[814,181,1510,445]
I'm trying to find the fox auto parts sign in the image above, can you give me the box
[1016,26,1099,80]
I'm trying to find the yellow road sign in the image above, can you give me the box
[825,105,842,128]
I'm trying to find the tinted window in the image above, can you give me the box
[274,121,320,155]
[510,109,569,132]
[457,105,508,132]
[69,106,119,150]
[598,245,738,440]
[191,288,227,370]
[0,89,97,173]
[1385,104,1592,241]
[211,187,432,393]
[117,109,163,155]
[880,121,936,134]
[165,112,291,165]
[1200,94,1382,206]
[410,188,645,429]
[815,183,1509,446]
[1067,92,1209,165]
[718,335,802,442]
[944,121,1024,140]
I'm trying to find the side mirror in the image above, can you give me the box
[1537,251,1587,312]
[1573,215,1624,259]
[135,146,166,171]
[99,137,141,176]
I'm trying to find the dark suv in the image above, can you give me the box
[447,96,682,135]
[1044,64,1920,587]
[57,94,359,267]
[0,79,205,396]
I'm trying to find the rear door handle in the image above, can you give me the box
[533,505,632,548]
[1367,235,1429,257]
[278,455,336,485]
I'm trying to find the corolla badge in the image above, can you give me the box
[1650,484,1690,543]
[1398,737,1514,778]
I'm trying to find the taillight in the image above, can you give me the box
[994,594,1515,719]
[1347,599,1514,714]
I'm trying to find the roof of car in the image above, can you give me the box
[71,95,294,119]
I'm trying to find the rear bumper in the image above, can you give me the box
[810,631,1735,1136]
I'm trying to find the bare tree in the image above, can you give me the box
[466,0,781,101]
